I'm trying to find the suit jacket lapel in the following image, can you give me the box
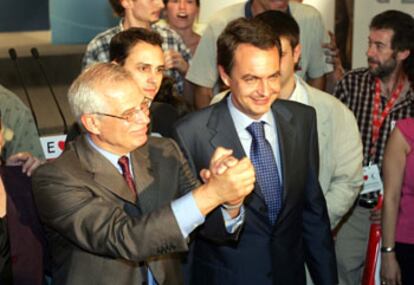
[130,144,157,213]
[272,101,297,216]
[77,136,137,204]
[208,98,246,160]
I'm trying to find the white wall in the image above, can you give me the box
[352,0,414,69]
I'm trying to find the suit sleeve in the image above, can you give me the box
[325,106,363,228]
[303,111,338,285]
[173,123,243,244]
[32,163,189,263]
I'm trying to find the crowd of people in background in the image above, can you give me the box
[0,1,414,285]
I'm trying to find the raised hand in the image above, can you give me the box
[6,152,45,176]
[164,49,189,75]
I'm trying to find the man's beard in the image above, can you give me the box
[368,53,397,80]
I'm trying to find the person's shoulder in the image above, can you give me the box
[336,67,371,87]
[207,3,245,28]
[343,68,370,80]
[152,22,181,40]
[396,118,414,144]
[289,2,322,20]
[0,85,27,107]
[275,100,318,136]
[87,25,120,46]
[33,140,80,179]
[306,83,348,109]
[0,84,15,98]
[276,98,315,114]
[0,85,32,119]
[309,88,357,125]
[397,117,414,131]
[145,136,184,159]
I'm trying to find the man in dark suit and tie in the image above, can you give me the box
[174,17,337,285]
[32,63,256,285]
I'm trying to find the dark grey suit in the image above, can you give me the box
[32,135,200,285]
[174,97,337,285]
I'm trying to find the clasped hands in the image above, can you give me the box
[199,147,256,214]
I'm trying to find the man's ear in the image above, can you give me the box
[80,114,101,135]
[218,65,231,88]
[293,43,302,65]
[120,0,131,10]
[397,49,410,61]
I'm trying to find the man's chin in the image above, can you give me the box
[132,135,148,149]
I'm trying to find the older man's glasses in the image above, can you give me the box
[94,96,151,123]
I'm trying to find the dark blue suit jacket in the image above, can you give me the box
[174,98,337,285]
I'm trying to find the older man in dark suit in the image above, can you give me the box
[174,17,337,285]
[32,63,255,285]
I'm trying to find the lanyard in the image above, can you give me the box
[369,77,404,159]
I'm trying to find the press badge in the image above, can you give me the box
[360,164,383,195]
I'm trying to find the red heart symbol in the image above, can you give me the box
[58,141,65,150]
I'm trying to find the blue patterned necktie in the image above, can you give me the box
[247,121,282,224]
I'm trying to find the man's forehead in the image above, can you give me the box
[369,28,394,42]
[233,44,279,64]
[129,42,163,59]
[99,79,139,99]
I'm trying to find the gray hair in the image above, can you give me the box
[68,62,134,120]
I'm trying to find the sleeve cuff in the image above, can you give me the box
[221,205,245,234]
[171,192,205,239]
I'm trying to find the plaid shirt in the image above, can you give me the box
[82,21,192,95]
[333,68,414,168]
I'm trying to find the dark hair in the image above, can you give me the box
[255,10,300,50]
[163,0,200,6]
[155,76,193,117]
[217,17,281,75]
[110,27,164,65]
[370,10,414,84]
[108,0,125,17]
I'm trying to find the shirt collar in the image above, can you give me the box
[289,75,309,105]
[227,94,275,135]
[119,19,125,31]
[86,135,130,173]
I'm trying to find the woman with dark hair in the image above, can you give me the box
[163,0,201,55]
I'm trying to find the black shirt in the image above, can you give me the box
[0,217,12,284]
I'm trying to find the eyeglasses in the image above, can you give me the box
[93,96,152,123]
